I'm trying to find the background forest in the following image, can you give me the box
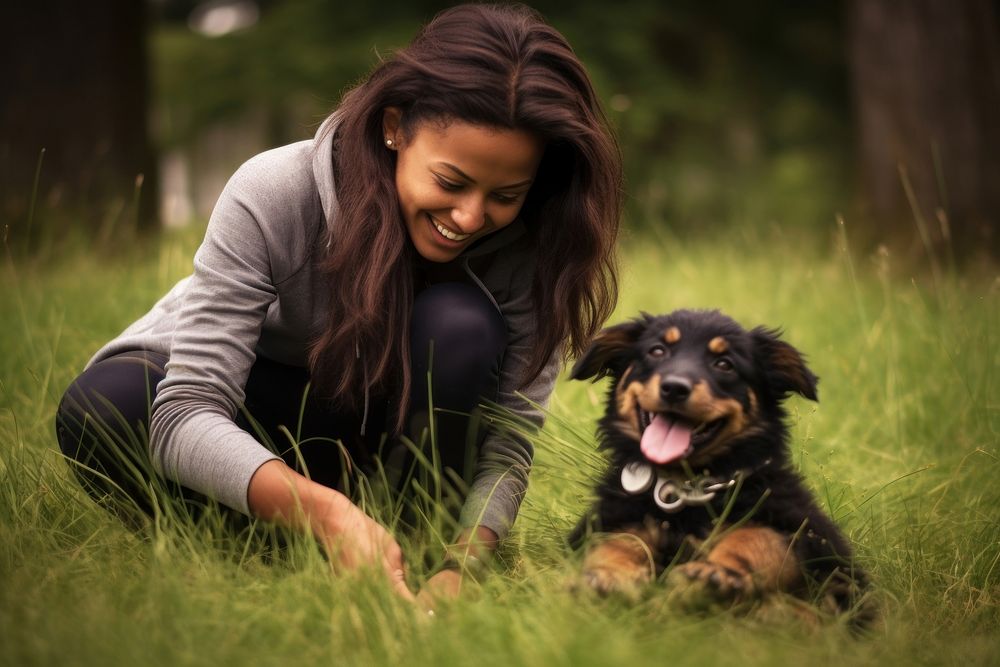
[4,0,998,257]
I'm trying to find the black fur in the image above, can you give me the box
[570,309,870,618]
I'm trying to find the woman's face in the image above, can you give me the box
[384,110,544,263]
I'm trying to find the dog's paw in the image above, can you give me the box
[666,561,754,610]
[575,531,657,600]
[575,565,649,600]
[679,561,752,597]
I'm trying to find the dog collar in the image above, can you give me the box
[620,459,770,513]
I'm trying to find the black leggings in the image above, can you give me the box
[55,282,507,520]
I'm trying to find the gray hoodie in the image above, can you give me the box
[88,116,559,540]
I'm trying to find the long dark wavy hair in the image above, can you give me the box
[309,3,622,431]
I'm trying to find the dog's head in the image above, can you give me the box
[571,309,818,467]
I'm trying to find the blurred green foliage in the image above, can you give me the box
[153,0,852,237]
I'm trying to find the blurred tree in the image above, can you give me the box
[152,0,438,150]
[0,0,158,243]
[848,0,1000,260]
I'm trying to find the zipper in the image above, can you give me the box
[461,257,502,315]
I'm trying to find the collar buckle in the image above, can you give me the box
[620,462,748,514]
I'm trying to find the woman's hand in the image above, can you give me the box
[418,569,463,610]
[416,525,499,611]
[320,491,413,599]
[248,460,414,601]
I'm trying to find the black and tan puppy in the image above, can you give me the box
[570,309,870,621]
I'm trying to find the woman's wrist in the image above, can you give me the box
[437,552,489,581]
[453,525,499,557]
[438,525,499,577]
[247,459,349,539]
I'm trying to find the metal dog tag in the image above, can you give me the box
[683,478,718,505]
[621,461,654,494]
[654,478,685,512]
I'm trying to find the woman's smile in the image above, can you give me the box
[428,213,472,242]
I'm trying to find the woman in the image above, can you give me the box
[56,3,621,602]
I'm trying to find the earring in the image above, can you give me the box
[385,138,394,148]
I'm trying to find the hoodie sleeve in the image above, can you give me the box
[148,155,289,514]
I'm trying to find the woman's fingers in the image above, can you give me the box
[387,564,416,601]
[250,473,415,600]
[417,569,463,612]
[328,513,415,601]
[381,534,415,601]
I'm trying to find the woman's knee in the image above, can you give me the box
[410,282,506,378]
[57,354,166,451]
[55,352,167,503]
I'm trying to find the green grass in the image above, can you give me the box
[1,222,998,666]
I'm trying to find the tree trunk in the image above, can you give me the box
[847,0,1000,260]
[0,0,158,244]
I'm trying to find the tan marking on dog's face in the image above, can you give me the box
[634,374,666,413]
[708,336,729,354]
[681,382,749,465]
[613,373,643,440]
[685,382,746,428]
[716,387,771,449]
[615,372,662,441]
[617,363,634,389]
[664,327,681,344]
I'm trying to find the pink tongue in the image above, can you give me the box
[640,415,693,464]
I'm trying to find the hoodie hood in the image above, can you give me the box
[311,112,343,235]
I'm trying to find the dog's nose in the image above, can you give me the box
[660,376,692,403]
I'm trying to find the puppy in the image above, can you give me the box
[569,310,870,623]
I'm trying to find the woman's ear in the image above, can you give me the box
[382,107,402,148]
[750,327,819,402]
[570,319,646,381]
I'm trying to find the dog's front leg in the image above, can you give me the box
[670,525,801,602]
[580,523,661,598]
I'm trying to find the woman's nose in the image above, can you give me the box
[451,195,487,233]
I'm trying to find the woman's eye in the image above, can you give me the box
[648,345,666,358]
[435,177,463,191]
[713,358,734,372]
[492,193,519,204]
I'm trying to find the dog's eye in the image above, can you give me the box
[713,357,734,372]
[648,344,667,358]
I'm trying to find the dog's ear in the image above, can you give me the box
[751,327,819,401]
[571,319,646,381]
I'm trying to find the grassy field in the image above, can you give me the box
[1,222,997,666]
